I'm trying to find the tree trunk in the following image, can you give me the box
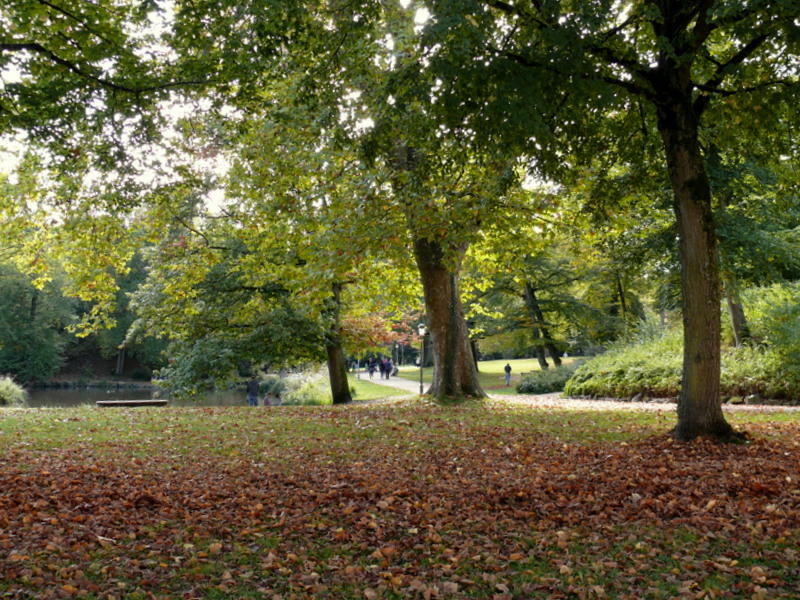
[523,283,549,370]
[655,91,735,441]
[326,282,353,405]
[544,340,562,368]
[723,277,752,347]
[524,282,563,368]
[29,289,38,321]
[615,271,628,322]
[116,346,126,376]
[414,236,485,400]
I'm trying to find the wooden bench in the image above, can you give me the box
[96,399,168,407]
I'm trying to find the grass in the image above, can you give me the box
[348,376,411,401]
[396,357,584,392]
[2,401,799,599]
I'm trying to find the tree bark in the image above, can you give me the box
[414,236,485,399]
[524,282,562,368]
[326,282,353,405]
[116,346,126,376]
[655,89,735,441]
[523,282,549,370]
[723,277,752,347]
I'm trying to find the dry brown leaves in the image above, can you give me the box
[1,406,799,599]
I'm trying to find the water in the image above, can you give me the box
[26,387,246,408]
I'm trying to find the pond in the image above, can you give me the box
[26,387,247,408]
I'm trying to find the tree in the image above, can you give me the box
[0,262,72,382]
[0,0,196,147]
[413,0,799,440]
[164,1,533,401]
[129,225,330,397]
[385,144,496,399]
[709,147,800,347]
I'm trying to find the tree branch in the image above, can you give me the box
[1,42,139,93]
[36,0,119,47]
[693,31,771,116]
[1,42,209,95]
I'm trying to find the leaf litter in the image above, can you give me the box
[1,403,799,599]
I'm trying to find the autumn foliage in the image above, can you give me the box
[1,402,799,599]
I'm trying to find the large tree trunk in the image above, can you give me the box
[655,91,735,441]
[414,237,485,400]
[326,282,353,405]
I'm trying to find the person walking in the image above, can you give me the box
[380,357,388,379]
[504,363,512,387]
[246,375,260,406]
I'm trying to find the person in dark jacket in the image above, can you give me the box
[246,376,260,406]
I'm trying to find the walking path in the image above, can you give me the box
[362,374,800,413]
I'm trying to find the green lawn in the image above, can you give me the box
[349,376,410,400]
[397,357,586,392]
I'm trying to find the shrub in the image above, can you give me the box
[721,344,800,400]
[0,376,28,406]
[283,368,332,406]
[259,375,287,396]
[563,329,684,398]
[743,282,800,362]
[517,362,583,394]
[562,321,800,401]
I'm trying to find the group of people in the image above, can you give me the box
[364,356,397,380]
[246,375,282,406]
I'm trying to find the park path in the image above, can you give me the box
[361,373,800,414]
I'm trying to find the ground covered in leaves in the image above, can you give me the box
[1,400,799,599]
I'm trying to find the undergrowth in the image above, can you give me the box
[517,362,582,394]
[564,326,800,401]
[0,376,27,406]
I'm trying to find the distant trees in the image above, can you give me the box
[0,258,165,384]
[0,264,69,383]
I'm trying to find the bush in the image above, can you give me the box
[721,344,800,400]
[283,368,332,406]
[517,363,583,394]
[562,321,800,401]
[259,375,287,396]
[563,328,683,398]
[742,282,800,362]
[0,376,28,406]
